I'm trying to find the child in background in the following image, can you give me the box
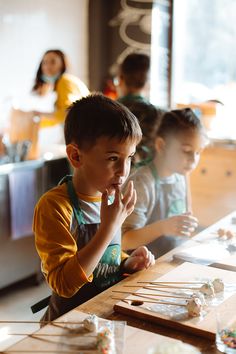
[117,52,150,105]
[33,94,155,321]
[122,108,208,258]
[116,52,164,165]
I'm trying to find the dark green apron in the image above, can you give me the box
[146,162,186,258]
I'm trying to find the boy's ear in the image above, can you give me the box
[66,144,81,168]
[155,136,165,153]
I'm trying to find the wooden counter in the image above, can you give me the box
[4,212,236,354]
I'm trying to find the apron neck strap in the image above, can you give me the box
[59,175,85,225]
[149,161,159,185]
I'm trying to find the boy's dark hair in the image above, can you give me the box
[120,53,150,89]
[64,93,142,149]
[156,108,204,139]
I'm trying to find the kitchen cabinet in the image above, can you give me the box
[190,142,236,228]
[0,156,70,289]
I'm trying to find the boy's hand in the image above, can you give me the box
[100,181,136,234]
[123,246,155,273]
[159,212,198,237]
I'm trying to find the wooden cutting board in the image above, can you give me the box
[3,310,185,354]
[114,262,236,340]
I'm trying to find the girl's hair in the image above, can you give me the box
[32,49,67,92]
[156,108,203,138]
[121,100,164,162]
[64,93,142,149]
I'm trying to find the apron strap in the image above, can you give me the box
[133,146,154,168]
[67,179,86,225]
[59,175,86,225]
[148,161,160,194]
[31,295,51,314]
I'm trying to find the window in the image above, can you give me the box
[172,0,236,139]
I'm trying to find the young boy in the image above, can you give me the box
[33,93,155,321]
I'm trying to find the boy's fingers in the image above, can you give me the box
[180,230,191,237]
[185,215,199,223]
[101,189,109,205]
[141,245,149,258]
[180,212,198,219]
[182,222,197,230]
[113,185,122,205]
[181,218,198,229]
[126,188,137,213]
[122,180,133,205]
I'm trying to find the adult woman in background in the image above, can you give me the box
[32,49,89,131]
[5,49,89,160]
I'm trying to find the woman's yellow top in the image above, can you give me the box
[40,73,89,128]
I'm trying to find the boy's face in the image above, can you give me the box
[75,137,136,196]
[156,131,205,176]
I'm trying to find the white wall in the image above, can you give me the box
[0,0,88,125]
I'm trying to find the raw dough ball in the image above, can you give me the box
[200,282,215,297]
[226,230,234,239]
[212,278,224,293]
[217,228,226,238]
[186,297,202,317]
[192,292,206,307]
[83,314,98,332]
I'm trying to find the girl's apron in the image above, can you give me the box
[146,162,186,257]
[36,176,123,322]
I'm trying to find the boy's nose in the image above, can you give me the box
[116,161,128,177]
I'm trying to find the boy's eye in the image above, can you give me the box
[108,156,118,161]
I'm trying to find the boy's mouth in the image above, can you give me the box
[111,182,123,187]
[106,182,123,194]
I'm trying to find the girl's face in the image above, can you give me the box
[41,52,63,77]
[71,137,137,196]
[156,131,205,176]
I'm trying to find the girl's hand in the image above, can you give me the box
[160,213,198,237]
[100,181,136,234]
[123,246,155,272]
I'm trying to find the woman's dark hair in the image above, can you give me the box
[32,49,67,92]
[64,93,142,149]
[156,108,203,139]
[120,53,150,89]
